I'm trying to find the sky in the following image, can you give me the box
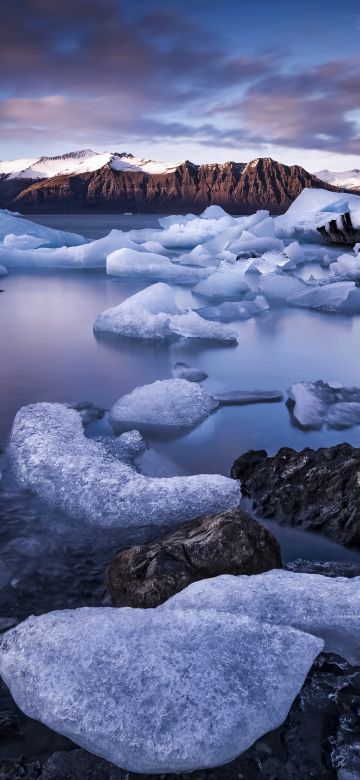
[0,0,359,171]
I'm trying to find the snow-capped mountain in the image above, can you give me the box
[316,169,360,190]
[0,150,182,180]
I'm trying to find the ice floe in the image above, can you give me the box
[0,229,139,269]
[94,283,183,341]
[0,606,322,773]
[9,403,239,541]
[172,362,208,382]
[194,270,250,300]
[198,296,269,321]
[169,310,238,342]
[163,569,360,664]
[106,247,209,283]
[287,279,360,313]
[110,378,218,436]
[287,380,360,430]
[0,208,85,247]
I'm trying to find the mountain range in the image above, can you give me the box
[0,149,356,214]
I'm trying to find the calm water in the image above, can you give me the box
[1,213,360,566]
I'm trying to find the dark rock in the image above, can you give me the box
[287,559,360,578]
[231,443,360,546]
[107,508,282,608]
[2,158,338,215]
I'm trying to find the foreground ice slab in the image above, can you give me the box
[9,403,239,541]
[164,570,360,665]
[0,209,85,247]
[94,283,183,341]
[110,378,218,436]
[169,310,238,343]
[106,247,208,284]
[0,607,322,773]
[288,381,360,429]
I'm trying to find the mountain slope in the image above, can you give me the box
[316,169,360,190]
[1,157,338,214]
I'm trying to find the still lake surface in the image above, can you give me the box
[1,213,360,566]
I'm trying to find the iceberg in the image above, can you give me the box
[169,310,238,343]
[198,296,269,322]
[2,233,48,249]
[0,606,322,773]
[257,272,308,303]
[228,233,283,257]
[194,270,250,300]
[329,252,360,281]
[163,569,360,665]
[0,229,138,269]
[94,283,183,341]
[0,208,85,247]
[9,403,240,542]
[287,380,360,430]
[110,378,218,436]
[106,247,209,284]
[276,188,360,243]
[172,362,208,382]
[287,279,360,313]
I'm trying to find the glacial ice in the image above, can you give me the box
[93,283,184,341]
[110,378,218,436]
[169,310,238,342]
[330,252,360,281]
[0,229,138,269]
[228,234,284,257]
[2,233,48,249]
[177,245,218,268]
[0,606,322,773]
[9,403,240,541]
[287,280,360,313]
[172,362,208,382]
[194,270,250,300]
[106,247,209,284]
[198,296,269,321]
[0,208,85,247]
[163,570,360,665]
[275,188,360,242]
[257,272,308,303]
[287,380,360,430]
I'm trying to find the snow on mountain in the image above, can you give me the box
[0,150,183,180]
[316,169,360,189]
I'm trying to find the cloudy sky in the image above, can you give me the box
[1,0,359,170]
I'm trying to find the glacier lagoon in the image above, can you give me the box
[2,207,360,772]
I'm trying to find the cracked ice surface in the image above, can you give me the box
[163,569,360,665]
[287,380,360,430]
[0,606,322,773]
[8,403,240,542]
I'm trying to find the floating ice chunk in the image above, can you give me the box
[214,390,283,405]
[0,265,8,277]
[9,403,240,541]
[288,280,360,313]
[169,311,238,343]
[159,213,197,228]
[0,209,85,247]
[201,205,234,220]
[94,283,184,341]
[0,606,322,773]
[163,569,358,664]
[172,362,208,382]
[2,233,48,250]
[0,229,138,269]
[194,270,250,300]
[276,188,360,242]
[228,234,283,257]
[198,296,269,322]
[106,248,209,284]
[287,380,360,430]
[329,253,360,281]
[177,245,218,268]
[257,272,308,303]
[110,378,218,436]
[247,251,296,274]
[140,240,169,254]
[249,217,275,238]
[284,241,308,265]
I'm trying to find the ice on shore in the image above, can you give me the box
[94,283,183,341]
[164,570,360,665]
[0,606,322,773]
[287,380,360,430]
[0,209,85,247]
[172,362,208,382]
[194,270,250,300]
[198,296,269,322]
[106,247,209,284]
[169,310,238,343]
[9,403,239,541]
[110,378,218,436]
